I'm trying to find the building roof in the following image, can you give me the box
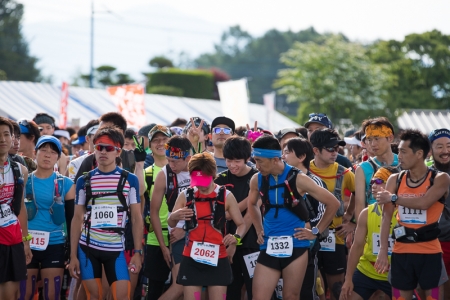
[0,81,299,130]
[397,110,450,134]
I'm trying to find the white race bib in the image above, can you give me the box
[267,236,293,257]
[0,203,16,227]
[243,251,260,278]
[275,278,283,299]
[319,230,336,252]
[29,230,50,251]
[398,206,427,224]
[372,233,394,255]
[190,242,219,266]
[91,205,118,228]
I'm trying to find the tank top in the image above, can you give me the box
[393,170,444,254]
[356,203,397,281]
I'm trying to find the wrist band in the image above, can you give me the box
[23,233,32,242]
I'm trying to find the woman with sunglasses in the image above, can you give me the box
[22,136,75,300]
[168,152,246,300]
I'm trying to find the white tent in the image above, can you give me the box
[0,81,299,130]
[397,110,450,134]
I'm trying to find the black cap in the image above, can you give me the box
[211,116,235,132]
[138,123,156,138]
[275,128,300,140]
[310,130,346,148]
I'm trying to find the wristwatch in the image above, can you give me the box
[22,233,32,242]
[233,234,242,245]
[391,194,398,205]
[311,227,320,238]
[133,249,143,255]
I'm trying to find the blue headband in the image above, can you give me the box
[252,148,282,158]
[166,149,189,159]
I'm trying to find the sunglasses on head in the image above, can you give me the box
[18,119,31,127]
[370,178,385,185]
[212,127,232,135]
[94,144,119,152]
[309,113,327,118]
[323,145,339,153]
[164,144,183,152]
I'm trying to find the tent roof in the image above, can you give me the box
[397,110,450,134]
[0,81,299,130]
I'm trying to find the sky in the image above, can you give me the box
[19,0,450,85]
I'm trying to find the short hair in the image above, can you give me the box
[361,117,395,136]
[234,126,247,137]
[188,152,217,177]
[296,127,308,139]
[100,112,127,133]
[124,129,135,140]
[37,142,61,158]
[77,125,87,138]
[252,135,281,150]
[223,136,252,160]
[21,119,41,144]
[170,118,188,127]
[400,129,430,160]
[85,119,100,135]
[283,137,314,170]
[167,135,192,152]
[93,126,125,148]
[0,117,13,135]
[11,120,20,136]
[65,127,76,137]
[310,128,340,150]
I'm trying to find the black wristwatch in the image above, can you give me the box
[391,194,398,205]
[311,227,320,238]
[133,249,143,255]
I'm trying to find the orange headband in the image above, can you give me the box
[365,125,393,138]
[373,167,392,183]
[95,136,121,148]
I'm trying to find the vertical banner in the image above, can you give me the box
[107,84,146,128]
[263,92,276,132]
[217,78,250,127]
[59,82,69,129]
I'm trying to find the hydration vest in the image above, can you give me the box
[10,160,24,216]
[165,164,179,212]
[259,167,310,222]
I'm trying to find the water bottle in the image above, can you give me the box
[50,195,66,225]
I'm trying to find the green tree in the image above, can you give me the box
[0,69,6,80]
[274,35,392,125]
[0,0,41,81]
[96,65,116,87]
[149,56,174,69]
[75,65,134,87]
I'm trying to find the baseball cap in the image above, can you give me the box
[71,136,86,145]
[35,135,62,154]
[138,123,156,138]
[310,130,346,148]
[344,136,362,146]
[275,128,300,140]
[429,128,450,143]
[211,116,235,132]
[86,125,99,136]
[54,130,71,141]
[304,113,333,129]
[190,170,213,187]
[148,125,172,142]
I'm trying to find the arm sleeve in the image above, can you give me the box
[64,198,74,243]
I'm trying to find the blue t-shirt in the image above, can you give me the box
[26,173,74,245]
[257,163,309,250]
[360,154,399,204]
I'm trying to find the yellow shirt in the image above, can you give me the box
[310,161,355,245]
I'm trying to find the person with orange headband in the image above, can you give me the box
[68,126,143,300]
[340,166,399,300]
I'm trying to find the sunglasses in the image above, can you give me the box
[212,127,232,135]
[94,144,120,152]
[370,178,385,185]
[165,144,183,152]
[309,113,327,118]
[323,145,339,153]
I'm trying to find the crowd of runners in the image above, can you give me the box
[0,111,449,300]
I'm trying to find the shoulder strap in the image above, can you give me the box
[395,170,407,194]
[83,172,93,207]
[144,165,154,194]
[186,187,195,204]
[429,168,438,187]
[334,165,347,198]
[117,170,130,210]
[367,158,379,174]
[11,160,23,215]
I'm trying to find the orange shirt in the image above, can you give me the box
[393,170,443,254]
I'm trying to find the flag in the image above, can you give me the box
[263,92,276,131]
[59,82,69,129]
[107,84,146,128]
[217,78,250,127]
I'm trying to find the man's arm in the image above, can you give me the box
[297,173,340,234]
[69,178,87,279]
[341,209,369,300]
[247,174,263,233]
[17,165,31,264]
[354,166,367,223]
[377,172,450,210]
[129,202,144,269]
[150,172,167,249]
[58,152,68,176]
[134,162,146,197]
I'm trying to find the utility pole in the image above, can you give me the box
[90,0,94,88]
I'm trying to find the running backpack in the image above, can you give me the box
[183,186,227,233]
[143,165,154,232]
[165,164,179,212]
[10,160,24,216]
[259,167,310,222]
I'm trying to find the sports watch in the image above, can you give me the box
[391,194,398,205]
[311,227,320,238]
[233,234,242,245]
[133,249,143,255]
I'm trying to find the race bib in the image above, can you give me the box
[0,203,16,227]
[275,278,283,299]
[398,206,426,224]
[372,233,394,255]
[29,230,50,251]
[267,236,293,257]
[319,230,336,252]
[190,242,219,266]
[243,251,260,278]
[91,205,118,228]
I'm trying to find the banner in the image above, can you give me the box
[107,84,146,128]
[217,79,250,127]
[263,92,276,132]
[59,82,69,129]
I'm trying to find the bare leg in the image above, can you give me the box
[252,263,281,300]
[0,281,21,300]
[158,263,183,300]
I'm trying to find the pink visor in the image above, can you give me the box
[190,171,213,187]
